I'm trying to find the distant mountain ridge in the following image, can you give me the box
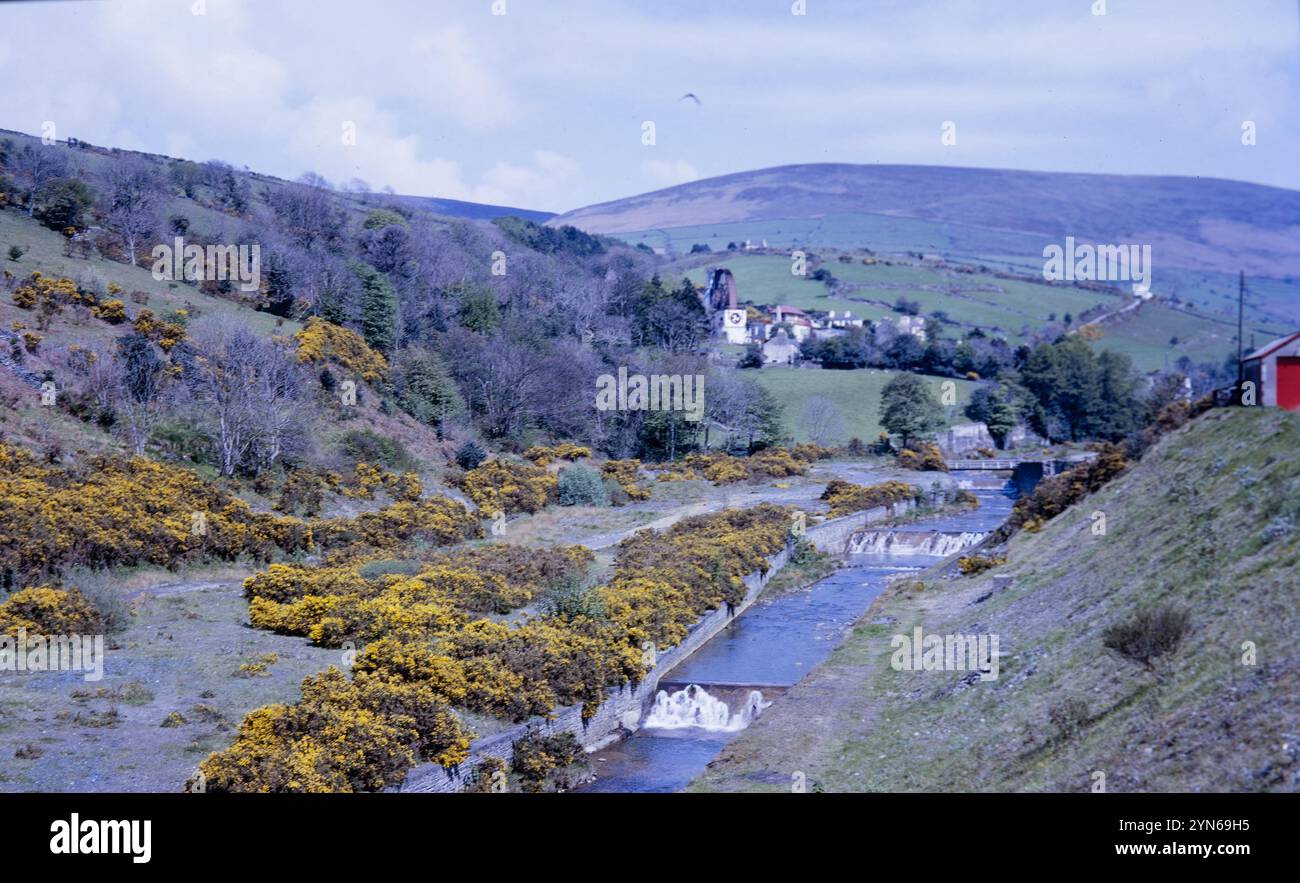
[390,194,555,223]
[550,163,1300,278]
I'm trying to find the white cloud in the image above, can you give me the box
[0,0,1295,210]
[642,159,700,187]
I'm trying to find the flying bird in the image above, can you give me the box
[678,92,702,105]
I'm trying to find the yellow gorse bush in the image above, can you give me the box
[0,443,479,586]
[292,317,388,383]
[655,449,813,486]
[459,458,557,515]
[0,585,102,636]
[819,479,918,518]
[522,443,592,466]
[601,459,651,500]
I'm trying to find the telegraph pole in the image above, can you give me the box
[1236,271,1245,404]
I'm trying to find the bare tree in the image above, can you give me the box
[114,331,169,455]
[802,395,846,446]
[103,159,163,266]
[10,144,70,216]
[184,319,309,475]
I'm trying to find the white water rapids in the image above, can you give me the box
[643,684,771,732]
[847,529,986,557]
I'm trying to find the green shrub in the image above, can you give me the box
[337,429,413,470]
[455,441,487,471]
[557,465,609,507]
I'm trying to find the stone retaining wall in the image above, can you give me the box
[399,498,913,793]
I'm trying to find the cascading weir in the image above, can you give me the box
[643,684,771,732]
[846,529,987,557]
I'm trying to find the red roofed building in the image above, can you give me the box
[1242,331,1300,411]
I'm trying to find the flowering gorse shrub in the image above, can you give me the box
[601,459,651,501]
[0,443,478,587]
[0,586,103,635]
[896,443,948,472]
[459,458,557,515]
[655,449,812,485]
[292,317,387,383]
[599,503,790,647]
[522,443,591,466]
[957,554,1008,575]
[820,479,918,518]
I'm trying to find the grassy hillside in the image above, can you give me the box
[1094,301,1291,373]
[753,366,974,444]
[554,163,1300,327]
[682,252,1119,341]
[693,406,1300,792]
[550,163,1300,280]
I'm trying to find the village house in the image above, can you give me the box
[761,328,800,364]
[1242,331,1300,411]
[771,305,814,342]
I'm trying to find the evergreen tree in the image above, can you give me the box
[354,262,396,356]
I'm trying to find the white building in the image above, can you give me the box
[762,329,800,364]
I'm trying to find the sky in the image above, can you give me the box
[1,0,1297,212]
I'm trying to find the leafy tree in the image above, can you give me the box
[169,160,205,198]
[964,382,1024,448]
[455,284,501,334]
[34,178,94,231]
[879,372,943,449]
[393,348,462,434]
[354,263,397,356]
[362,208,408,230]
[738,343,764,369]
[205,161,251,214]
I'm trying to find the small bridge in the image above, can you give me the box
[946,453,1097,477]
[946,458,1024,470]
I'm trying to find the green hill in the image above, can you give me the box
[693,406,1300,792]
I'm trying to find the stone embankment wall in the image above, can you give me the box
[400,499,911,793]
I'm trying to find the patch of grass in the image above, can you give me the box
[751,367,973,444]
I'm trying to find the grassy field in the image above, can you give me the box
[691,407,1300,792]
[752,366,975,444]
[1091,301,1292,372]
[682,251,1295,366]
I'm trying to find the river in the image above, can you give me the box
[578,472,1018,792]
